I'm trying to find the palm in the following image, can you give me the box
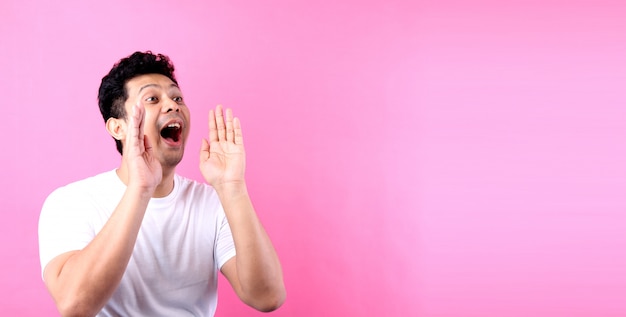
[200,106,246,188]
[126,103,163,190]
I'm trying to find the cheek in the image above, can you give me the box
[142,116,161,138]
[184,109,191,136]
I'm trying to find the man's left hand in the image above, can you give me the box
[200,105,246,191]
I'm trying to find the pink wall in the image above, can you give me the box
[2,0,625,316]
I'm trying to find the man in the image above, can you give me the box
[38,51,285,316]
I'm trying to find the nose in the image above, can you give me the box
[163,98,180,113]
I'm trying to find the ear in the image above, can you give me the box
[106,117,127,141]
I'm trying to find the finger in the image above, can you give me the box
[208,109,218,143]
[215,105,226,141]
[234,117,244,145]
[225,108,234,142]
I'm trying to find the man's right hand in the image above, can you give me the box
[43,103,160,316]
[124,102,162,193]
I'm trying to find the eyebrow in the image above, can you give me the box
[138,83,180,94]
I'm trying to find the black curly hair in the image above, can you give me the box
[98,51,178,154]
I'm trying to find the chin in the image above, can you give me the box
[160,150,185,168]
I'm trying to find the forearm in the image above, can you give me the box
[216,184,285,306]
[45,186,152,317]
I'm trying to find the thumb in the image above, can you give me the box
[143,134,153,154]
[200,138,210,161]
[127,102,145,154]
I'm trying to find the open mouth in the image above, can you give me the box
[160,122,182,143]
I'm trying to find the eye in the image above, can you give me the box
[145,96,158,103]
[173,96,184,103]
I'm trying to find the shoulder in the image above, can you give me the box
[43,170,120,207]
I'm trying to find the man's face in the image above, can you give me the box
[122,73,191,168]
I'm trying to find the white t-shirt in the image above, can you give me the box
[38,170,236,316]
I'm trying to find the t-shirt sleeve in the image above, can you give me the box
[38,186,95,278]
[214,208,236,270]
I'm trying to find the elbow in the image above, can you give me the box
[57,305,86,317]
[56,296,99,317]
[252,293,286,312]
[260,290,286,312]
[246,284,287,312]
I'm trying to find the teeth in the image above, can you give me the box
[167,123,181,129]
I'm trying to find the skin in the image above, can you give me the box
[43,74,285,316]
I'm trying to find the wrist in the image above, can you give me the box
[213,181,249,198]
[126,182,157,199]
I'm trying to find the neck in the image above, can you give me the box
[153,167,176,197]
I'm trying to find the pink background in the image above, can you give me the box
[1,0,625,316]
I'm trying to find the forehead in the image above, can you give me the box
[125,74,179,95]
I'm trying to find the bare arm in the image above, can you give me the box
[200,106,286,311]
[218,184,285,311]
[43,103,161,317]
[44,187,152,316]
